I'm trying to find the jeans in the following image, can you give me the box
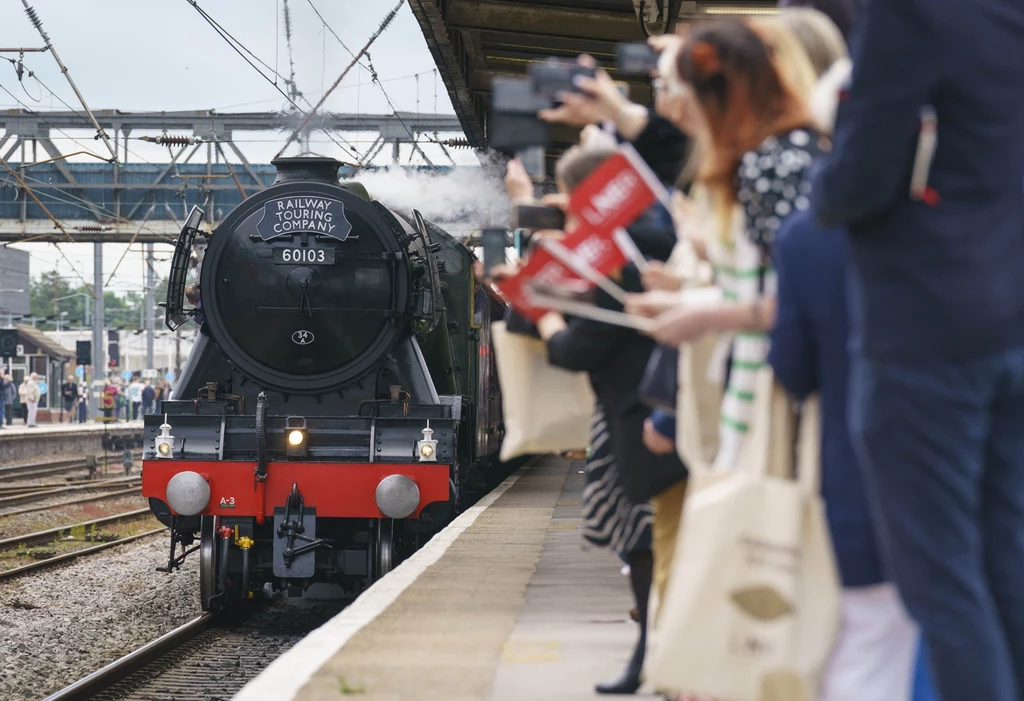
[0,400,4,426]
[849,346,1024,701]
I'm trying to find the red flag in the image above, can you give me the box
[498,145,670,320]
[567,150,662,233]
[495,244,576,322]
[495,222,630,321]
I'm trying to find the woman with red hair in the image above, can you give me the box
[631,18,824,472]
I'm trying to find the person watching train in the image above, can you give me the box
[494,139,686,696]
[811,0,1024,697]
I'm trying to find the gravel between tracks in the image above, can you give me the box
[0,534,200,701]
[0,495,148,539]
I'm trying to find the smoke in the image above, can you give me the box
[343,156,511,233]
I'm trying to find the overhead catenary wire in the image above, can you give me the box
[183,0,362,163]
[1,63,163,168]
[301,2,445,169]
[275,0,406,160]
[0,152,178,244]
[19,0,118,164]
[303,0,372,74]
[0,79,108,162]
[0,154,95,294]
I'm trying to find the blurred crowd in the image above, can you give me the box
[0,372,171,427]
[480,0,1024,699]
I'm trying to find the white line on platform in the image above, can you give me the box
[231,465,527,701]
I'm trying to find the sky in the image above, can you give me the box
[0,0,480,297]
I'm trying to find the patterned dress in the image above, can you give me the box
[709,128,823,470]
[581,403,654,557]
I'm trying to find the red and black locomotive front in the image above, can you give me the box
[143,157,463,609]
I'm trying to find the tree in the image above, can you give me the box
[27,272,170,331]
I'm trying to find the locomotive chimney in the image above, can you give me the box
[271,157,342,185]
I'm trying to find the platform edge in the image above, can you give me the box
[231,463,528,701]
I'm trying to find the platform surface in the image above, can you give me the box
[235,457,654,701]
[0,420,142,439]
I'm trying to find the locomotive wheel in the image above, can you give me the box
[199,516,219,611]
[374,518,395,581]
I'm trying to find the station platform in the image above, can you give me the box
[234,457,650,701]
[0,420,143,464]
[0,419,142,437]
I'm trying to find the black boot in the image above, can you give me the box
[595,627,645,694]
[595,550,652,695]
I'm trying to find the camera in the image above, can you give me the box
[616,42,659,74]
[529,59,597,101]
[490,77,551,152]
[513,204,567,231]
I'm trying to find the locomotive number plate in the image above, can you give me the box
[273,248,336,265]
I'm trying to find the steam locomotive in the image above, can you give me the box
[141,157,505,610]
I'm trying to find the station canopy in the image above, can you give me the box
[410,0,780,163]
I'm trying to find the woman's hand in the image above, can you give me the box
[641,261,683,292]
[648,33,685,56]
[538,55,633,126]
[504,158,534,202]
[537,311,568,341]
[625,290,684,319]
[649,305,713,346]
[643,417,676,456]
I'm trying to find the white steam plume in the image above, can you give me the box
[345,159,511,234]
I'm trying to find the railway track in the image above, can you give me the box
[0,509,162,581]
[42,602,342,701]
[0,477,142,511]
[0,453,141,482]
[41,614,216,701]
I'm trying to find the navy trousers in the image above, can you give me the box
[849,347,1024,701]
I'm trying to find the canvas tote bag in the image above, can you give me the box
[491,321,595,462]
[648,368,841,701]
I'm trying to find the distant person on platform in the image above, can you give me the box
[77,380,88,423]
[18,377,29,424]
[101,378,117,422]
[4,374,16,426]
[142,379,155,416]
[0,374,8,429]
[128,376,144,421]
[61,375,77,423]
[24,373,40,427]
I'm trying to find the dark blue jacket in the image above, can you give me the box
[812,0,1024,360]
[768,211,883,588]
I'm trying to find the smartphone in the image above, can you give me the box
[514,204,566,231]
[616,42,659,74]
[517,146,546,181]
[482,229,507,276]
[530,60,597,101]
[491,77,550,150]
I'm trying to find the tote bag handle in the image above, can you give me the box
[733,370,824,496]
